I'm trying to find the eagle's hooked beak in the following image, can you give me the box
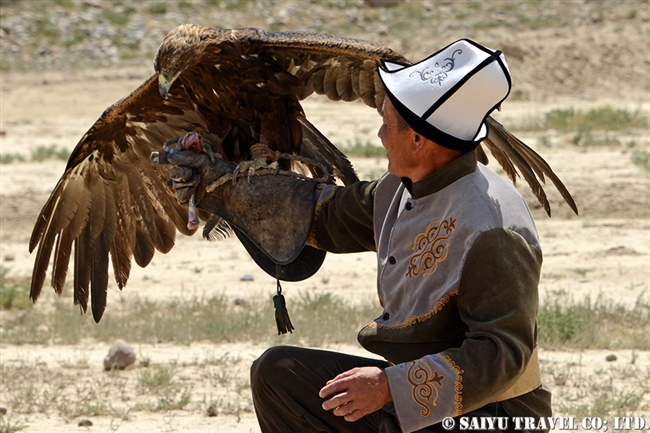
[158,74,173,100]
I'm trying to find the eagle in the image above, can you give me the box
[29,24,578,322]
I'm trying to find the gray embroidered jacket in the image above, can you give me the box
[311,150,552,432]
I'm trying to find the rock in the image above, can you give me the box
[364,0,402,7]
[0,406,7,415]
[207,401,219,417]
[240,274,254,282]
[78,419,93,427]
[103,339,136,370]
[605,354,617,362]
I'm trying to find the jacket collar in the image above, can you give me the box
[401,149,478,199]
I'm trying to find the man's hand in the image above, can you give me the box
[319,366,392,422]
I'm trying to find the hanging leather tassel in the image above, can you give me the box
[273,279,294,335]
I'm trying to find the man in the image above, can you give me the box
[249,39,552,432]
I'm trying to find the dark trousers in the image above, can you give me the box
[250,345,512,433]
[251,345,396,432]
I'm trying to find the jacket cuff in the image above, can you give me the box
[385,353,463,433]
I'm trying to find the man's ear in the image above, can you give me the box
[412,132,426,152]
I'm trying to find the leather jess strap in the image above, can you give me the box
[494,347,542,402]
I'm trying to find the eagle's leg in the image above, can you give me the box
[231,144,280,185]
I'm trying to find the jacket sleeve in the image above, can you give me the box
[384,228,542,432]
[309,180,378,253]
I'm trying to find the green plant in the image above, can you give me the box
[0,415,28,433]
[538,293,650,349]
[631,149,650,172]
[2,290,381,347]
[545,106,648,131]
[342,138,386,158]
[103,9,133,26]
[136,366,192,412]
[0,267,31,310]
[0,153,25,164]
[146,2,168,14]
[30,145,69,162]
[571,128,620,147]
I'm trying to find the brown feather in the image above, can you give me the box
[336,60,356,102]
[475,145,490,166]
[323,64,341,100]
[90,184,115,321]
[74,228,91,313]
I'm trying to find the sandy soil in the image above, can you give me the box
[1,51,649,433]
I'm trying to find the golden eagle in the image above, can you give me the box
[29,25,577,322]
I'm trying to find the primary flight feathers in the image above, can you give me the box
[29,25,577,322]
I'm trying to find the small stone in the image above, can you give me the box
[78,419,93,427]
[104,339,136,370]
[605,354,617,362]
[240,274,254,282]
[364,0,402,7]
[207,401,219,417]
[0,406,7,415]
[3,254,14,261]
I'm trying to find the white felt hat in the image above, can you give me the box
[378,39,511,152]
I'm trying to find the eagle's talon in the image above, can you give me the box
[207,175,232,193]
[270,161,280,176]
[169,166,194,182]
[163,137,182,152]
[201,141,218,164]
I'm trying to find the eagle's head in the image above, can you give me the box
[154,24,211,99]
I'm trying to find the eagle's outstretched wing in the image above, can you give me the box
[29,74,207,321]
[30,27,577,322]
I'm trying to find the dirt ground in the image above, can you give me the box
[1,23,650,433]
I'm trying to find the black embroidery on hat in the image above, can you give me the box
[408,49,462,87]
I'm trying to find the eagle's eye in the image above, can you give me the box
[174,61,181,70]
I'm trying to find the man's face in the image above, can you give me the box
[378,98,415,178]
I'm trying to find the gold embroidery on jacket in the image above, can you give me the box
[405,359,445,417]
[406,217,457,278]
[366,291,458,329]
[439,353,464,416]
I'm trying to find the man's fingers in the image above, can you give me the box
[325,369,357,385]
[345,409,364,422]
[320,369,358,398]
[321,391,350,411]
[319,379,344,399]
[333,403,355,417]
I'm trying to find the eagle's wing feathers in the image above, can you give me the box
[245,29,408,111]
[29,73,208,321]
[484,117,578,216]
